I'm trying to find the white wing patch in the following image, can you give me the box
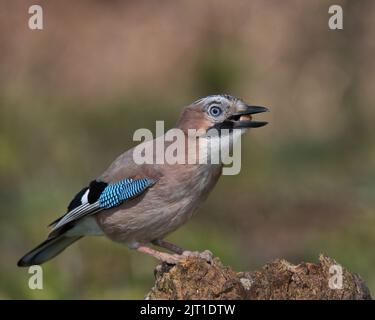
[81,189,90,204]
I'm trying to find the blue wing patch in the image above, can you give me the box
[99,178,155,209]
[49,177,155,234]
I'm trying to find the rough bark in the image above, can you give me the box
[145,254,371,300]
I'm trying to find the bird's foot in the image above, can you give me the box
[160,252,182,265]
[182,249,214,264]
[154,250,213,277]
[137,245,214,266]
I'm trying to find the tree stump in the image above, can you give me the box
[146,254,371,300]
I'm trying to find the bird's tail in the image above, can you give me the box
[17,235,82,267]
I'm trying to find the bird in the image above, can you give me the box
[17,94,268,267]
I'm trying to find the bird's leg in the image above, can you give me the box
[152,239,185,254]
[136,245,181,264]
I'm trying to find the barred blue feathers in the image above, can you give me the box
[99,178,155,209]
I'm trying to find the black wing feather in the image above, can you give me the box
[67,186,89,211]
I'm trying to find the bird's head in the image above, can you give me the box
[176,94,268,134]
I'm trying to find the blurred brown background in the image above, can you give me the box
[1,0,375,299]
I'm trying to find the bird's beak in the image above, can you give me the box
[227,105,269,129]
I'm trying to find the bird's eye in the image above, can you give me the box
[208,105,223,117]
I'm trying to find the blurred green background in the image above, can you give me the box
[1,0,375,299]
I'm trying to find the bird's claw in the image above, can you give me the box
[182,249,214,264]
[156,250,214,266]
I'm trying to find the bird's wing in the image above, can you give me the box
[49,177,155,235]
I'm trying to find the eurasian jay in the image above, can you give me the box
[18,94,268,266]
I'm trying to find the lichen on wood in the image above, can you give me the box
[146,254,371,300]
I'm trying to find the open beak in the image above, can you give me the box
[228,105,269,129]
